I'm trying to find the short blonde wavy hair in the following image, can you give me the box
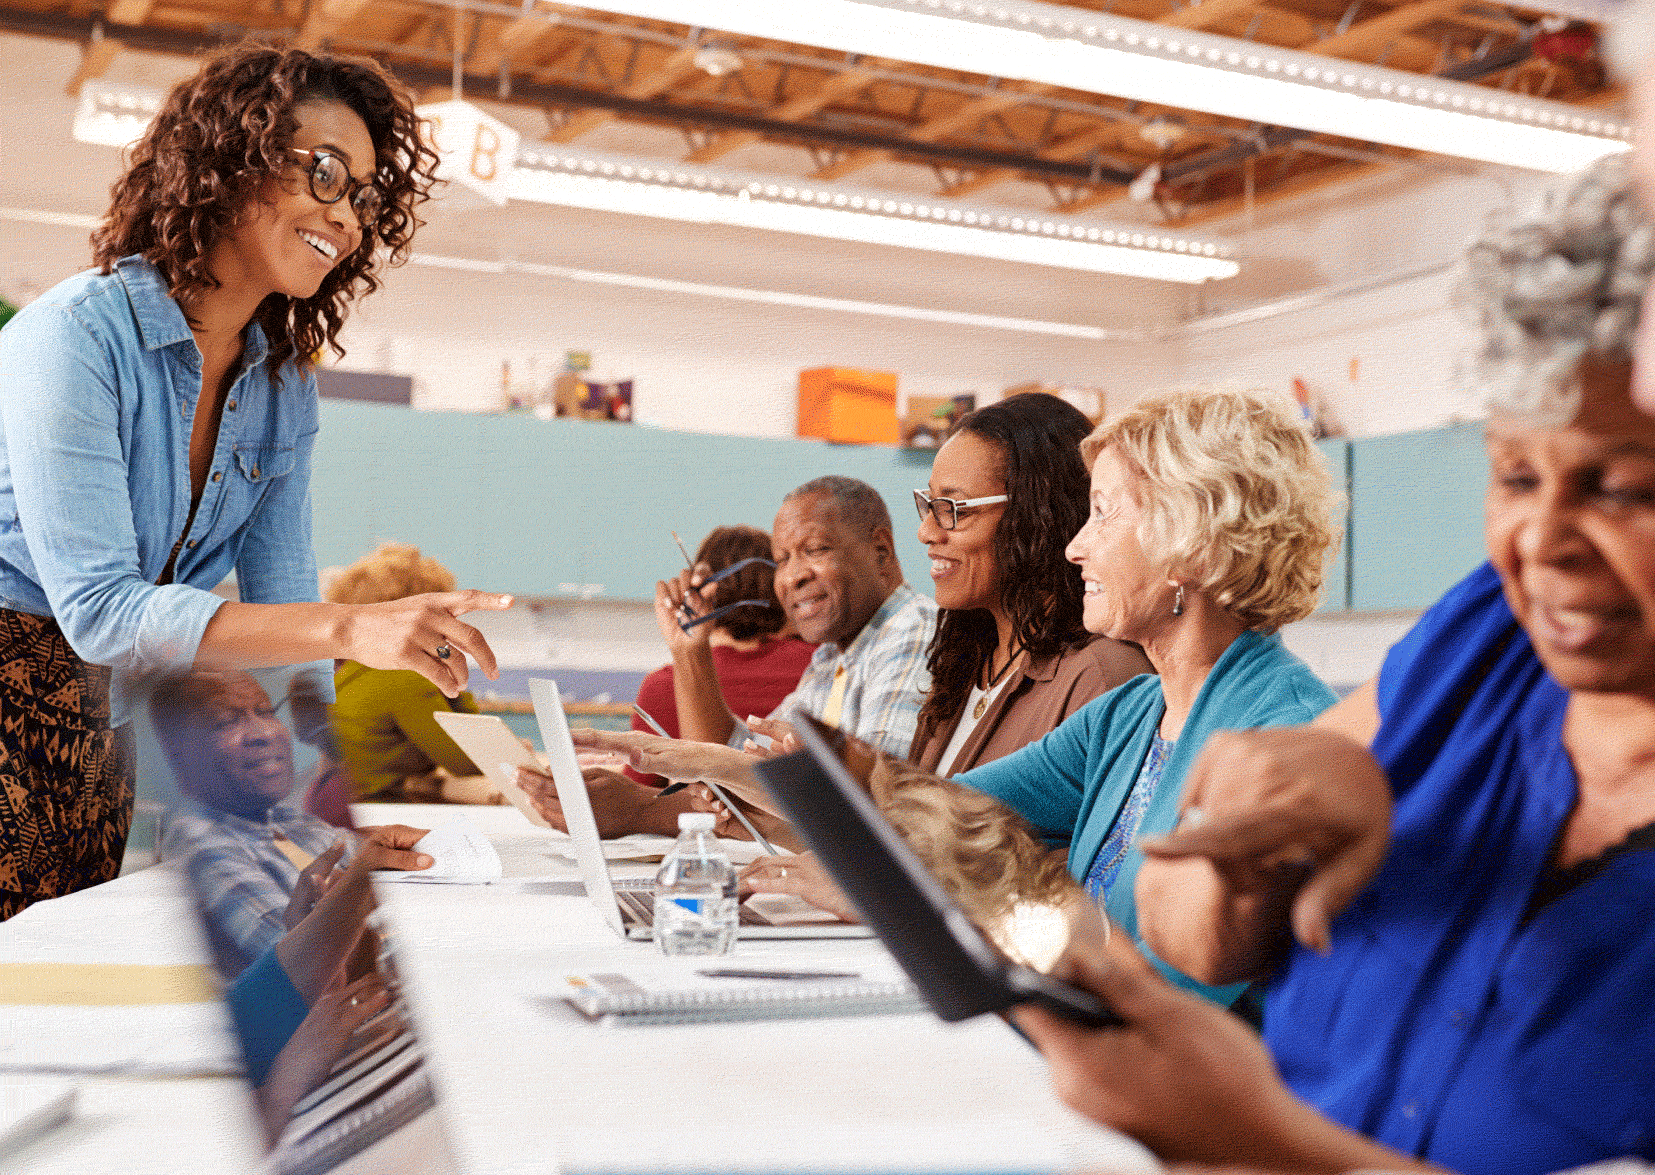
[326,542,456,605]
[1079,387,1341,633]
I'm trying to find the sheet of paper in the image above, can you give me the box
[0,963,217,1006]
[376,818,502,884]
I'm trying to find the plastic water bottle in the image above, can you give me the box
[653,812,738,956]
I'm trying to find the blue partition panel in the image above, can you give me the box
[311,402,939,600]
[1315,437,1351,613]
[1349,422,1488,611]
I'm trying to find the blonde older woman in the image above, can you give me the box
[933,387,1341,1004]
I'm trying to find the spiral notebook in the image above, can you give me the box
[560,958,924,1026]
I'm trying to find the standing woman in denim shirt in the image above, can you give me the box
[0,44,511,919]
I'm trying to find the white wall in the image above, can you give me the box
[1161,166,1558,436]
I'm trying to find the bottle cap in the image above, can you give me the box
[678,812,716,832]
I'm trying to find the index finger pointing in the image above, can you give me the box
[432,590,514,615]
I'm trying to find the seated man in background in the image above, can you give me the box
[156,669,429,976]
[661,475,935,756]
[521,475,937,837]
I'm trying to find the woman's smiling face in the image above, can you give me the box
[216,100,375,300]
[1485,358,1655,701]
[920,430,1008,615]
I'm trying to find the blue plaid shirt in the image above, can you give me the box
[160,799,350,978]
[737,584,936,757]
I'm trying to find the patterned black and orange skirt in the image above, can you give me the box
[0,609,135,921]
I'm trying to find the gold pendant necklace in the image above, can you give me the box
[974,648,1022,719]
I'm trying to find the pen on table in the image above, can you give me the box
[632,704,780,856]
[696,969,861,981]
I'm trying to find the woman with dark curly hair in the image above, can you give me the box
[0,43,509,919]
[908,392,1152,775]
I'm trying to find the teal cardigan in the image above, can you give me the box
[960,630,1336,1003]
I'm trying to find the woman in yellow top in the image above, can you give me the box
[327,544,495,804]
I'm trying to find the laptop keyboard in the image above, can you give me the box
[614,887,768,927]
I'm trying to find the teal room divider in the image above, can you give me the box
[311,402,939,599]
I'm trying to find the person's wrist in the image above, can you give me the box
[639,789,691,836]
[328,603,357,662]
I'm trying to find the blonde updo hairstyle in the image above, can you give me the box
[326,542,455,605]
[1079,387,1341,633]
[1457,154,1653,425]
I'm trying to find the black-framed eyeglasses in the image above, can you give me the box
[913,489,1009,531]
[674,556,778,633]
[288,148,382,226]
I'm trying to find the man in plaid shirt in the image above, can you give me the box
[155,670,350,977]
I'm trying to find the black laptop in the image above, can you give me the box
[752,714,1121,1029]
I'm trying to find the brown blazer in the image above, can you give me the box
[910,636,1154,775]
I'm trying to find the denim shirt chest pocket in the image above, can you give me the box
[230,441,296,509]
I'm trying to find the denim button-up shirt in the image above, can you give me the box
[0,256,321,722]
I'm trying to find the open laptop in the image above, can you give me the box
[527,677,872,940]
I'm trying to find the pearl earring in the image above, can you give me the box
[1171,584,1185,617]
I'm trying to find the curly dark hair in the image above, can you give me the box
[695,525,785,641]
[91,42,438,372]
[913,393,1096,751]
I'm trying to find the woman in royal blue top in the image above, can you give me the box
[0,44,510,920]
[1011,156,1655,1175]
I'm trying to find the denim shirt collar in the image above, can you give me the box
[115,254,269,367]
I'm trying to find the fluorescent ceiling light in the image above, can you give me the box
[410,250,1138,339]
[71,81,164,148]
[557,0,1630,172]
[0,207,1129,337]
[510,147,1238,283]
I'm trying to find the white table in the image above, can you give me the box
[362,803,1158,1175]
[0,866,262,1174]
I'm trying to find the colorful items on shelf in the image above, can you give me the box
[554,373,634,421]
[900,394,977,449]
[797,367,900,445]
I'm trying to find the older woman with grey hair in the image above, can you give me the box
[1009,153,1655,1175]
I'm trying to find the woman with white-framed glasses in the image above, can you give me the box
[0,43,510,919]
[906,393,1151,776]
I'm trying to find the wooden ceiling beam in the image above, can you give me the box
[471,11,564,75]
[1308,0,1467,60]
[544,43,699,143]
[293,0,374,51]
[684,65,877,163]
[105,0,154,23]
[1159,0,1260,32]
[810,85,1037,181]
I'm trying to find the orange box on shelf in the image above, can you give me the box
[798,367,900,445]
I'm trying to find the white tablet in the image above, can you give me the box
[431,711,551,828]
